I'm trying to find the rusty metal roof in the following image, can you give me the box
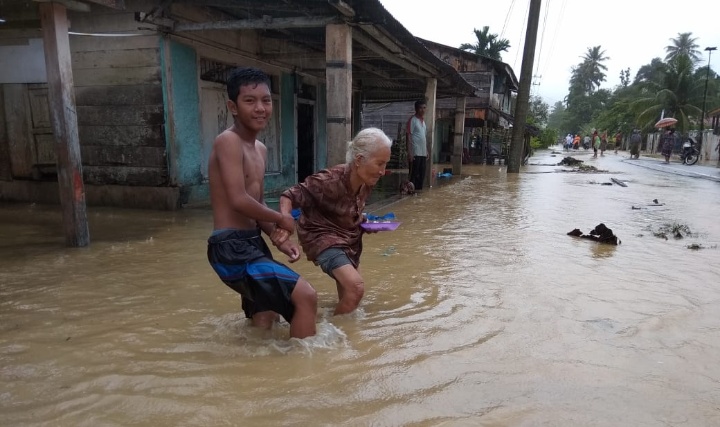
[178,0,476,102]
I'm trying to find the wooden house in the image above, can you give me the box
[0,0,475,223]
[364,38,520,165]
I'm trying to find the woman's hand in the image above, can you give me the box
[275,239,301,263]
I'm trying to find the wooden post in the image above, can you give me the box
[451,96,466,175]
[39,2,89,247]
[482,118,488,163]
[507,0,541,173]
[325,23,352,166]
[424,78,437,187]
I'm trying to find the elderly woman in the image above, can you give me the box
[274,127,392,315]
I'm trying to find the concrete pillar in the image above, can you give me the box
[325,23,352,166]
[451,96,466,175]
[424,78,437,187]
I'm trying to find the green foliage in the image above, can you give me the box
[547,101,568,131]
[530,127,559,149]
[665,32,702,64]
[592,87,638,136]
[558,33,719,136]
[459,26,511,61]
[620,68,631,87]
[527,95,549,127]
[633,53,703,133]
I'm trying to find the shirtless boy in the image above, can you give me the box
[206,67,317,338]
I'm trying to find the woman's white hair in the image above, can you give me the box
[345,127,393,164]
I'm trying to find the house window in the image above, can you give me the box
[259,97,281,173]
[199,58,281,172]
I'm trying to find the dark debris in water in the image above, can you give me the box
[567,223,621,245]
[648,222,695,240]
[686,243,718,250]
[558,156,583,166]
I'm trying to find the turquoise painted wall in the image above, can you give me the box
[315,84,328,170]
[265,72,297,195]
[161,39,202,189]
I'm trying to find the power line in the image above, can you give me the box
[533,0,551,81]
[500,0,516,39]
[540,0,567,80]
[513,0,531,70]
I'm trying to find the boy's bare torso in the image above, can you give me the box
[209,128,267,230]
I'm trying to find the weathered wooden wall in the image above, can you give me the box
[68,5,166,187]
[0,86,10,181]
[362,102,416,142]
[0,0,335,209]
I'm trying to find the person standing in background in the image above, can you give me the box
[661,128,677,164]
[406,100,428,191]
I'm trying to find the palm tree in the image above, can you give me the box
[633,54,704,133]
[581,46,609,90]
[665,32,702,64]
[567,46,609,96]
[459,26,510,61]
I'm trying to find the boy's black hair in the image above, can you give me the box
[227,67,271,102]
[414,100,426,110]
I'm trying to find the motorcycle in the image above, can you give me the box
[680,137,700,165]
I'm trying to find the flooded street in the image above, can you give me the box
[2,150,719,426]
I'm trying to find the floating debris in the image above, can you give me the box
[649,222,694,240]
[610,177,627,187]
[686,243,703,250]
[381,246,397,257]
[567,223,621,245]
[577,164,607,173]
[557,156,584,166]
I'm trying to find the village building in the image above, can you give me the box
[0,0,475,231]
[363,37,521,168]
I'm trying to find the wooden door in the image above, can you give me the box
[2,83,54,179]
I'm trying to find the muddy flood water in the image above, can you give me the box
[1,150,719,426]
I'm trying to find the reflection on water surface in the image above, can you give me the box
[1,152,719,426]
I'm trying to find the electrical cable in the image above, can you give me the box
[513,0,530,71]
[500,0,516,40]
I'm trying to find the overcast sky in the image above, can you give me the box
[379,0,720,107]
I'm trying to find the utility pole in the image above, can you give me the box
[507,0,542,173]
[699,46,716,161]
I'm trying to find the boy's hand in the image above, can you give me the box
[271,226,290,246]
[276,239,301,263]
[276,213,296,236]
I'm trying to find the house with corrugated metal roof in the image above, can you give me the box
[363,37,522,166]
[0,0,475,219]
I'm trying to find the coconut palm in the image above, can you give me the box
[567,46,609,97]
[633,54,704,133]
[581,46,609,90]
[459,26,510,61]
[665,32,702,64]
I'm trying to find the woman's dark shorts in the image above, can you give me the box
[315,247,353,279]
[207,229,299,323]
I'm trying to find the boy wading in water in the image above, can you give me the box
[206,67,317,339]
